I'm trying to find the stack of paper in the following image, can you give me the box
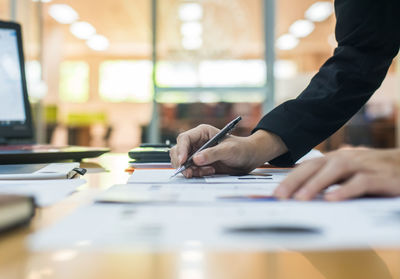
[29,149,400,252]
[29,199,400,251]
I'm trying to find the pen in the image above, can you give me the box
[170,116,242,178]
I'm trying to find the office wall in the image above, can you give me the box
[0,0,9,20]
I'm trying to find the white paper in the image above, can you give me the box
[96,183,278,204]
[29,149,400,252]
[128,168,289,184]
[129,162,172,169]
[29,199,400,252]
[0,179,85,207]
[205,169,288,183]
[128,169,206,184]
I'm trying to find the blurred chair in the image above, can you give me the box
[44,105,58,144]
[66,112,110,147]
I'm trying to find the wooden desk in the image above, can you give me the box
[0,154,399,279]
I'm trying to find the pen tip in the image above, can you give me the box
[171,167,184,179]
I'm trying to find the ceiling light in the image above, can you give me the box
[178,3,203,21]
[289,19,315,38]
[70,22,96,40]
[276,34,299,50]
[180,22,203,37]
[182,36,202,50]
[49,4,78,24]
[305,1,334,22]
[86,35,109,51]
[32,0,52,3]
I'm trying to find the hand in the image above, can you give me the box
[170,124,287,178]
[274,147,400,201]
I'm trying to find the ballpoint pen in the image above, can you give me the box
[170,116,242,178]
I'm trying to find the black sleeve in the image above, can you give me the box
[253,0,400,167]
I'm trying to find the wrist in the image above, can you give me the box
[247,130,288,166]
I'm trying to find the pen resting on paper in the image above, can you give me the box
[170,116,242,178]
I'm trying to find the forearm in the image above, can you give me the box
[246,130,288,167]
[254,0,399,166]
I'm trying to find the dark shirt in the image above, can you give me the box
[254,0,400,166]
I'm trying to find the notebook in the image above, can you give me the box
[0,21,109,164]
[0,194,35,233]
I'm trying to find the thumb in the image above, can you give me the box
[192,145,229,166]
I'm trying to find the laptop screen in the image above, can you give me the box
[0,29,26,124]
[0,21,33,143]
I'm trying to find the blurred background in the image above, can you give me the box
[0,0,399,153]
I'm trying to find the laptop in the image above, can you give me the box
[0,21,109,164]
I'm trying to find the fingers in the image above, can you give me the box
[325,174,400,201]
[192,166,216,177]
[325,174,369,201]
[293,157,354,200]
[192,143,231,166]
[182,166,215,178]
[171,125,219,168]
[182,167,193,178]
[275,150,362,200]
[274,158,326,199]
[169,146,180,168]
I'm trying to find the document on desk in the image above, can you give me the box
[126,148,320,184]
[96,183,278,204]
[30,149,400,252]
[29,198,400,252]
[127,169,289,184]
[0,179,85,207]
[205,169,288,184]
[127,169,205,184]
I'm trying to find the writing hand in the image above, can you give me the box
[170,124,287,178]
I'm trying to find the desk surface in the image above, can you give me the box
[0,154,399,279]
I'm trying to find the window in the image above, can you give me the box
[59,61,89,103]
[154,0,268,104]
[99,60,152,102]
[157,60,265,87]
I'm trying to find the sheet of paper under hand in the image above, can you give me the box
[127,169,206,184]
[128,169,289,184]
[204,169,289,184]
